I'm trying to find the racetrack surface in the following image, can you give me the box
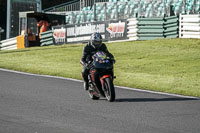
[0,69,200,133]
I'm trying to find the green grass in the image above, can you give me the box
[0,38,200,97]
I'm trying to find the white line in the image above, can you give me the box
[0,68,199,99]
[115,86,199,99]
[0,68,83,82]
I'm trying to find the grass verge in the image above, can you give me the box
[0,38,200,97]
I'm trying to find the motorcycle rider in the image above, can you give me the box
[80,32,115,91]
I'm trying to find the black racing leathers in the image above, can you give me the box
[80,42,114,65]
[80,42,114,85]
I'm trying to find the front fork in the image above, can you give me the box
[100,75,113,91]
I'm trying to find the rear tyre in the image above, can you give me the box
[104,78,115,102]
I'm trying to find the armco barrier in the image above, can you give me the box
[179,14,200,39]
[137,18,165,40]
[137,16,179,40]
[127,18,138,41]
[164,16,179,38]
[40,31,54,46]
[0,37,17,50]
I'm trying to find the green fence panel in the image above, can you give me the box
[138,34,164,37]
[138,25,163,29]
[40,30,52,34]
[138,21,164,25]
[164,23,177,28]
[164,26,178,33]
[40,33,53,39]
[138,36,164,40]
[137,16,178,40]
[165,35,178,38]
[165,16,178,20]
[137,17,165,40]
[138,18,164,21]
[164,31,178,36]
[138,29,164,33]
[40,30,54,46]
[40,37,54,43]
[41,40,54,46]
[164,16,178,24]
[164,16,178,38]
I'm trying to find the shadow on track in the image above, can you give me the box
[115,97,199,102]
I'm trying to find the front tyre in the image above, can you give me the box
[88,87,100,100]
[104,78,115,102]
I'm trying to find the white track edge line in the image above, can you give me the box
[0,68,199,99]
[115,86,199,99]
[0,68,83,82]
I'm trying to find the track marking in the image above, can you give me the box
[0,68,82,82]
[0,68,199,99]
[115,86,199,99]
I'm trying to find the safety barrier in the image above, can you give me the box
[127,18,138,41]
[0,37,17,50]
[179,14,200,39]
[164,16,179,38]
[137,17,165,40]
[2,14,198,51]
[40,31,54,46]
[137,16,179,40]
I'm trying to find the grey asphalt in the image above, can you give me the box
[0,69,200,133]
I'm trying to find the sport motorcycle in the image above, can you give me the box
[87,51,115,102]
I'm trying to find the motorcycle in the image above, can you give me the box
[87,51,115,102]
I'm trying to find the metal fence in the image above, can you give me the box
[44,0,200,24]
[179,14,200,38]
[44,0,110,12]
[0,37,17,50]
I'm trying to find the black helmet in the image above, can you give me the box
[91,32,102,49]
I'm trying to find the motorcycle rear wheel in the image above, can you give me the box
[104,78,115,102]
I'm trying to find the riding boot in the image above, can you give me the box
[82,69,89,91]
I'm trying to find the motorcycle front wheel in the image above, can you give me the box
[104,78,115,102]
[88,87,100,100]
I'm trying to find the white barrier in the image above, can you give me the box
[0,37,17,50]
[179,14,200,39]
[127,18,138,41]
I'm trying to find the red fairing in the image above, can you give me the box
[91,70,96,82]
[100,75,112,85]
[101,75,112,79]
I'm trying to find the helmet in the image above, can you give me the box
[91,32,102,49]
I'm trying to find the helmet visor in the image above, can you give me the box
[93,40,102,47]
